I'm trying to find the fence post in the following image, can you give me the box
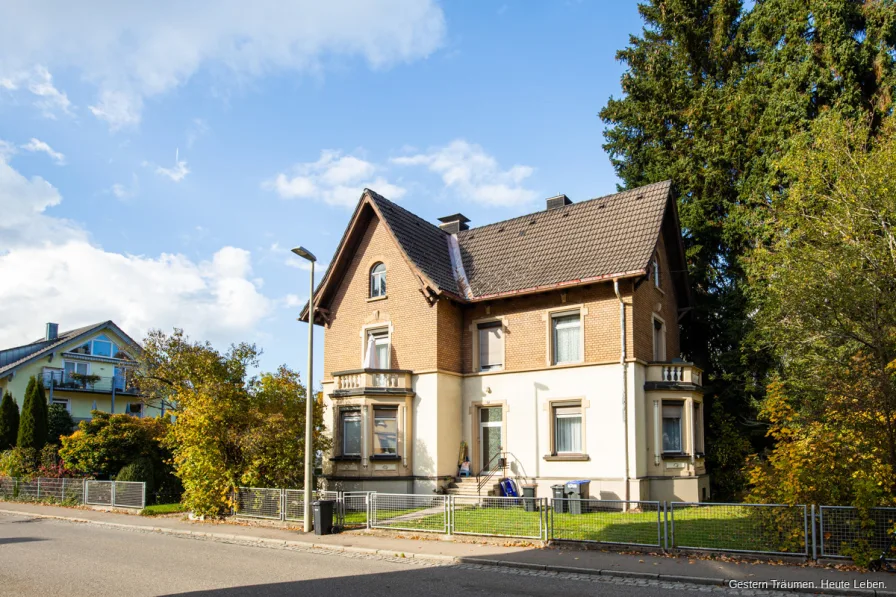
[111,480,116,507]
[82,479,87,504]
[142,482,147,509]
[657,502,662,549]
[803,505,809,559]
[819,506,825,558]
[670,502,675,549]
[61,477,66,502]
[37,477,41,500]
[811,505,817,560]
[280,489,285,522]
[366,492,371,529]
[446,495,452,535]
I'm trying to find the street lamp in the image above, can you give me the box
[292,245,316,533]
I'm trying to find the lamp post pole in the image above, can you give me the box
[292,246,317,534]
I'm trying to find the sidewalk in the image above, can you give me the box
[1,502,894,596]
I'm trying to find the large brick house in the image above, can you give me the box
[302,180,708,502]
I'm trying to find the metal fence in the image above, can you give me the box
[341,491,371,528]
[232,487,341,526]
[0,477,144,509]
[669,502,808,557]
[451,495,546,539]
[368,493,449,533]
[819,506,896,560]
[551,499,662,547]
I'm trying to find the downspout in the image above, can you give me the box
[613,279,630,503]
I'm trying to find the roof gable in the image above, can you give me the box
[0,321,142,377]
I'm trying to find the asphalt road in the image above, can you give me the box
[0,512,796,596]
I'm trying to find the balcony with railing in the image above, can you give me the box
[645,361,702,391]
[331,369,414,396]
[42,371,139,395]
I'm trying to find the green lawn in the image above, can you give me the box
[367,501,807,553]
[141,503,188,516]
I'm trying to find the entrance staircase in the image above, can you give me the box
[445,476,501,497]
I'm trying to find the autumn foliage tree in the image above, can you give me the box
[137,329,329,517]
[747,114,896,507]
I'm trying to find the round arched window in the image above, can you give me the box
[370,263,386,297]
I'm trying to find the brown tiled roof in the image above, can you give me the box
[456,180,673,298]
[366,190,461,296]
[305,180,681,320]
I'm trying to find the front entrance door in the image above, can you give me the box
[479,407,503,472]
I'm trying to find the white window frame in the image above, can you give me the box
[473,318,505,372]
[63,360,89,383]
[661,401,684,454]
[653,255,661,289]
[551,400,584,455]
[90,335,117,358]
[652,315,667,362]
[359,322,393,369]
[369,262,387,298]
[549,308,585,366]
[341,409,363,456]
[372,406,399,456]
[51,397,71,413]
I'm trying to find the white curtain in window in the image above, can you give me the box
[662,404,682,452]
[478,323,503,370]
[553,314,581,364]
[554,405,582,453]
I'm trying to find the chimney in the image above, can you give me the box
[546,194,573,210]
[437,213,471,234]
[45,322,59,341]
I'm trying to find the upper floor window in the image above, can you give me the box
[365,328,390,369]
[653,255,661,289]
[370,263,386,298]
[653,317,666,361]
[551,312,582,365]
[70,334,123,358]
[477,321,503,372]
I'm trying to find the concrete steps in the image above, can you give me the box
[445,477,500,497]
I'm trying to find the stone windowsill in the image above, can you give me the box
[366,295,388,303]
[543,454,590,462]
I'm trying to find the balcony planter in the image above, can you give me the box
[69,372,101,389]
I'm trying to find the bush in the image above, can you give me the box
[117,457,156,499]
[59,411,171,478]
[0,391,19,450]
[47,404,75,445]
[0,447,38,479]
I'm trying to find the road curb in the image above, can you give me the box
[2,507,893,596]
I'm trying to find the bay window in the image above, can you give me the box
[373,407,398,456]
[662,403,683,453]
[341,409,362,456]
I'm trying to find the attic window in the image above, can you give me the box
[370,262,386,298]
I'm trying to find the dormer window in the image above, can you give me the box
[370,263,386,298]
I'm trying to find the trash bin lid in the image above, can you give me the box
[551,484,565,489]
[565,480,590,487]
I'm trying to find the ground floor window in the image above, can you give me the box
[662,403,683,453]
[552,402,583,454]
[126,402,143,417]
[373,407,398,455]
[51,398,70,412]
[341,409,362,456]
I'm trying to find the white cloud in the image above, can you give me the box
[154,149,190,182]
[88,90,142,130]
[21,138,65,165]
[186,118,209,148]
[0,1,445,128]
[392,140,538,207]
[0,66,72,119]
[265,150,406,207]
[110,174,139,200]
[0,148,271,347]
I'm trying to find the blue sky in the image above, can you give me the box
[0,1,644,384]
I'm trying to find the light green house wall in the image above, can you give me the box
[0,327,162,423]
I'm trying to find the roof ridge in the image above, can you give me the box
[458,180,671,236]
[365,188,449,238]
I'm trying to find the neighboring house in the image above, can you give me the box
[0,321,155,422]
[302,181,708,502]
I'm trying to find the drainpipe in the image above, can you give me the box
[613,279,630,503]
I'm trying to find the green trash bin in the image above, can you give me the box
[522,485,537,512]
[552,484,567,513]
